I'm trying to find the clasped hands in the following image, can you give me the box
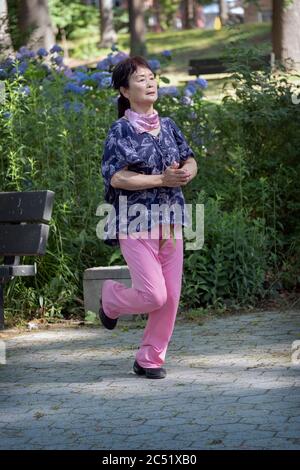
[161,161,192,188]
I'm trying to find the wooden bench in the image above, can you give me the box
[0,190,55,329]
[188,54,272,76]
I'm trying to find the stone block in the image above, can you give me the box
[83,265,134,321]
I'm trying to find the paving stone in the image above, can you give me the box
[0,309,299,450]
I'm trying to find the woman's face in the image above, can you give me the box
[120,66,158,106]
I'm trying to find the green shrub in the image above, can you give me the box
[181,193,271,309]
[193,48,300,290]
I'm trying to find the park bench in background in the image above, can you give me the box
[188,53,272,76]
[0,190,55,329]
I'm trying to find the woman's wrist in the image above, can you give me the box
[157,173,164,187]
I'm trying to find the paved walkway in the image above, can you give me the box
[0,309,299,450]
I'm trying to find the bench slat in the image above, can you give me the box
[0,264,37,278]
[0,190,55,223]
[189,65,227,74]
[189,55,271,76]
[0,223,50,255]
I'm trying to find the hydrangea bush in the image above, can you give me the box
[0,44,209,323]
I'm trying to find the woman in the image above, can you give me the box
[99,56,198,379]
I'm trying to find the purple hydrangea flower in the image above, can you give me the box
[158,86,179,97]
[53,55,64,66]
[183,84,197,97]
[19,61,28,74]
[162,50,172,57]
[90,72,104,82]
[195,77,208,89]
[63,101,72,110]
[147,59,161,72]
[96,58,111,71]
[18,85,30,96]
[3,112,12,119]
[110,51,129,66]
[72,71,89,84]
[63,68,74,79]
[37,47,48,57]
[11,61,28,76]
[1,57,14,68]
[50,44,63,54]
[98,76,112,88]
[181,95,193,106]
[16,46,35,60]
[64,82,87,95]
[90,71,111,86]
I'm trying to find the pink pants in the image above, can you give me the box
[101,224,184,368]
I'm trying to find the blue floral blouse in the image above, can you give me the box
[101,115,195,246]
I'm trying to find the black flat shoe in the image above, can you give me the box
[133,360,146,376]
[133,360,167,379]
[98,296,118,330]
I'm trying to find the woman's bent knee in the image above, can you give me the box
[142,287,167,310]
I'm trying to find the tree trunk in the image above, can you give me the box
[272,0,300,69]
[99,0,117,48]
[18,0,55,51]
[128,0,147,57]
[281,0,300,68]
[182,0,194,30]
[153,0,163,33]
[272,0,282,62]
[219,0,228,26]
[0,0,13,57]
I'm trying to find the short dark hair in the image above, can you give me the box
[111,56,156,118]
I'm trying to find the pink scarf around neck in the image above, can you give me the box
[124,108,160,134]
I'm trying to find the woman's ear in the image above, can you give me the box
[120,86,129,100]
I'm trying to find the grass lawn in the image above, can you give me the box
[64,22,271,102]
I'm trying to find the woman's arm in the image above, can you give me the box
[111,167,164,190]
[111,164,191,191]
